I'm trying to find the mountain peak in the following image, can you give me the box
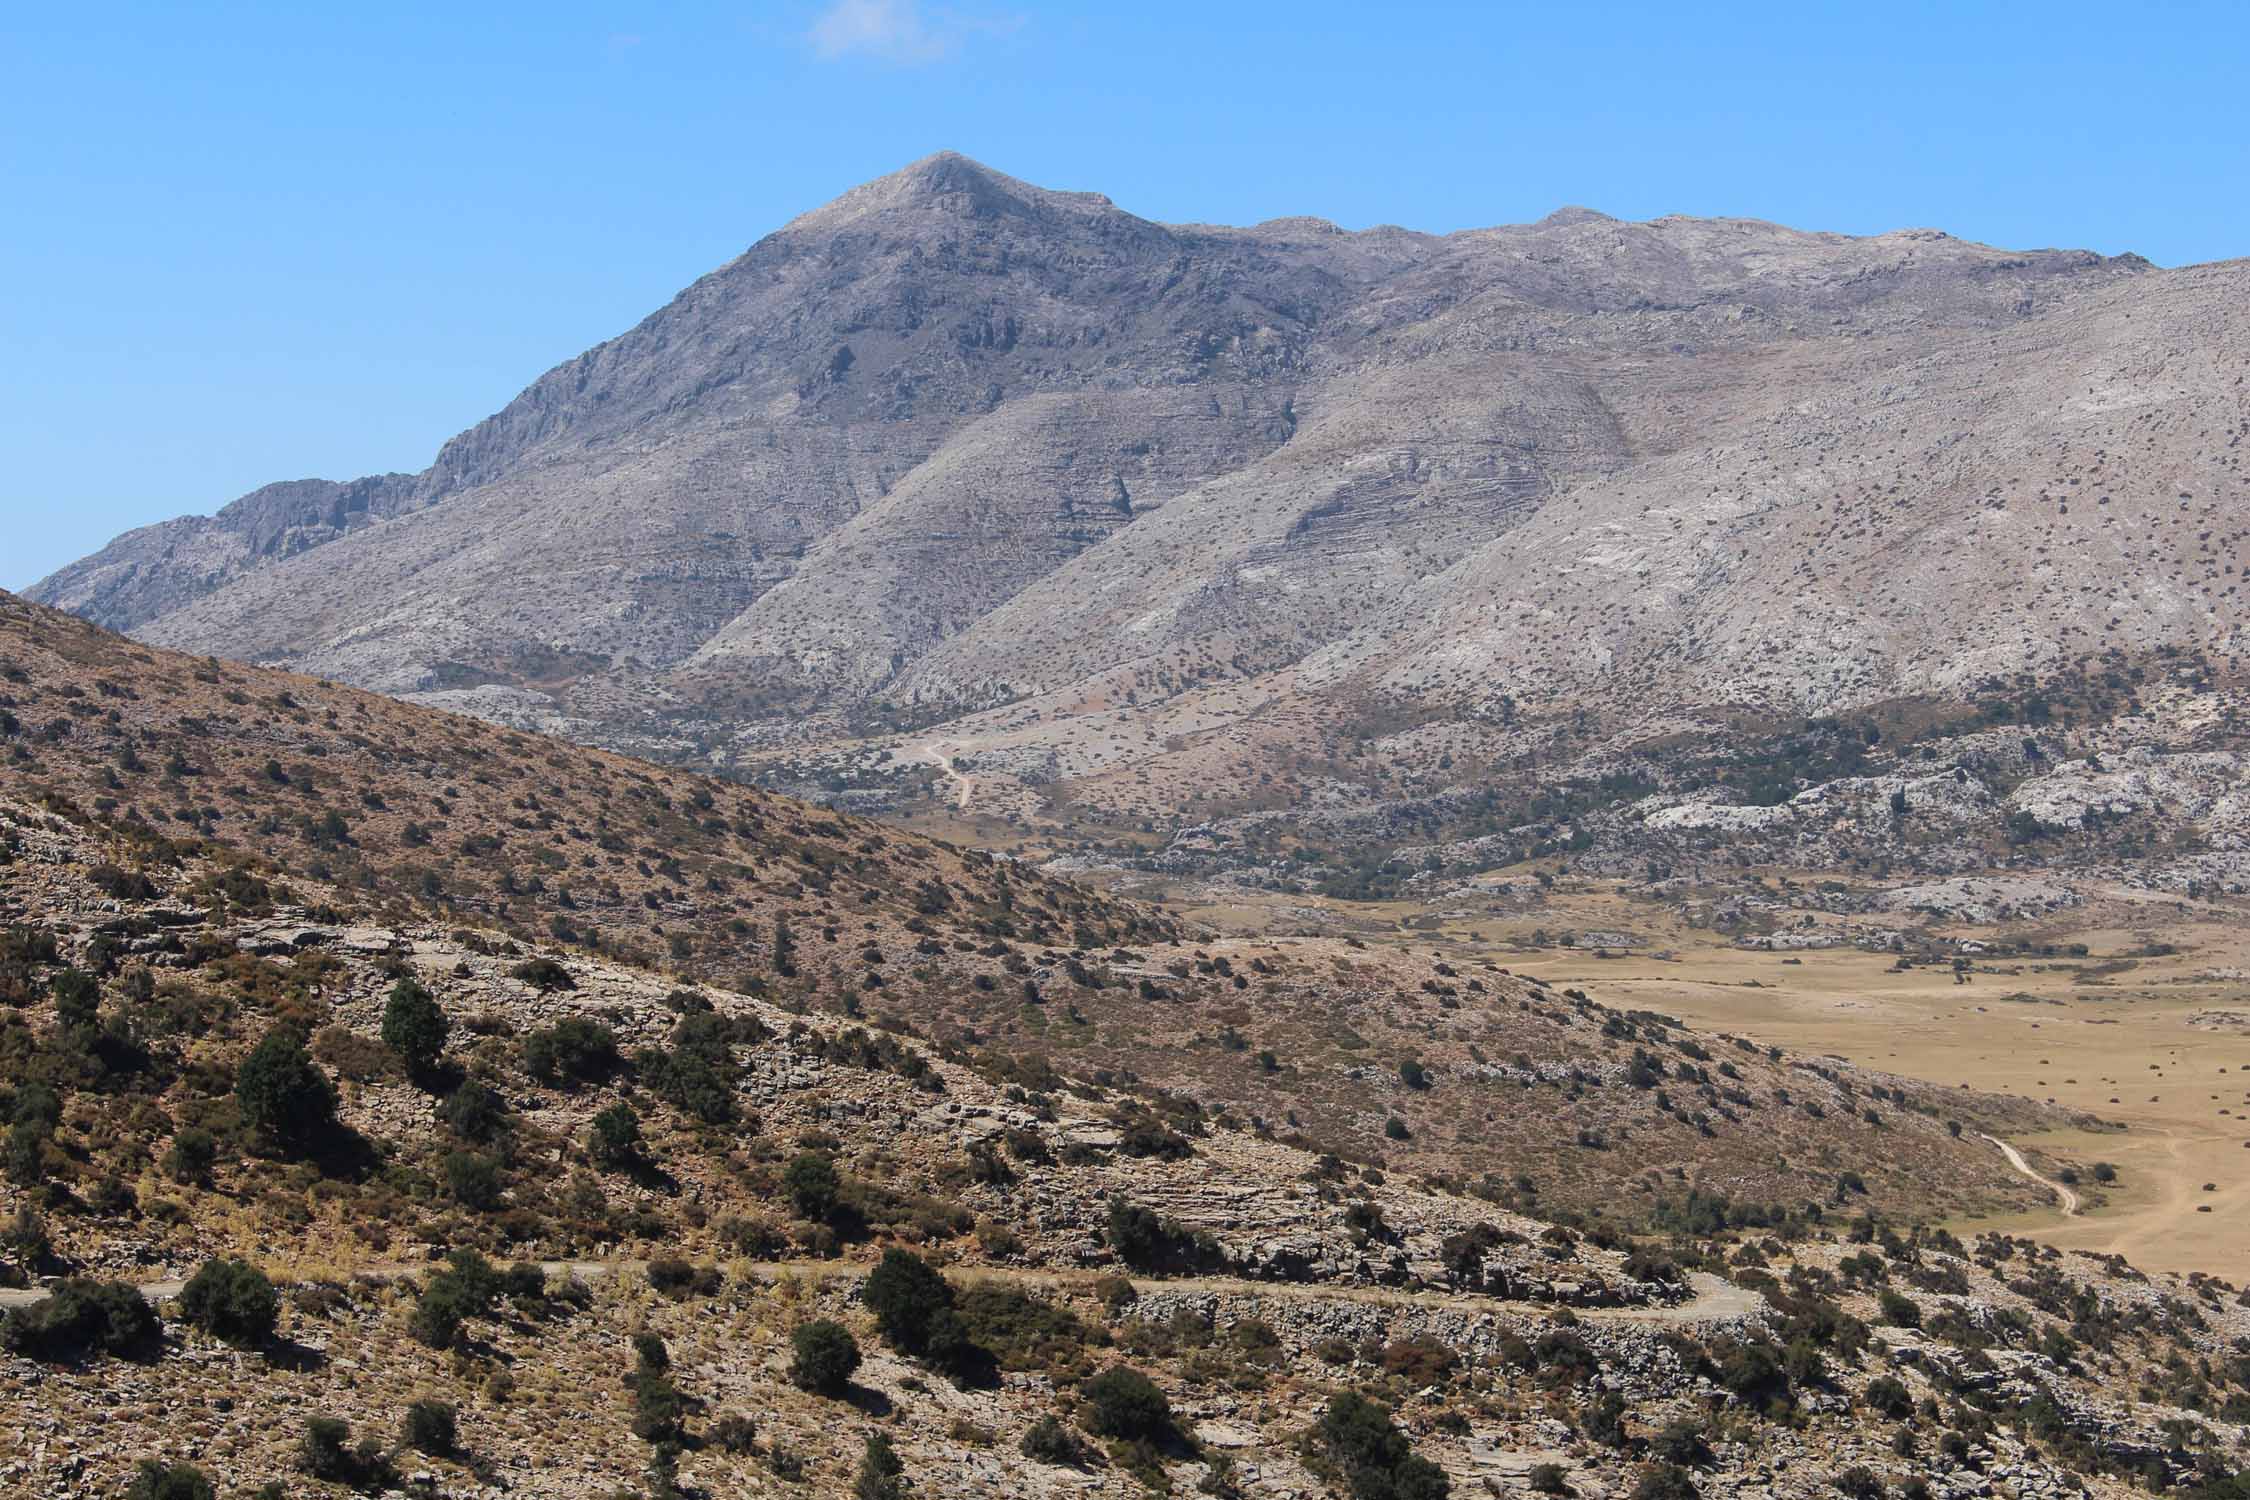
[786,151,1127,234]
[893,148,1010,195]
[1534,204,1616,228]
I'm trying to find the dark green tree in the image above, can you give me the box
[1316,1391,1449,1500]
[862,1249,958,1356]
[853,1433,907,1500]
[125,1461,215,1500]
[1081,1365,1175,1443]
[589,1102,643,1169]
[380,977,449,1077]
[789,1319,862,1394]
[177,1258,279,1347]
[444,1151,503,1210]
[51,969,100,1032]
[784,1151,841,1220]
[440,1078,508,1143]
[0,1278,160,1361]
[234,1025,338,1154]
[403,1400,457,1455]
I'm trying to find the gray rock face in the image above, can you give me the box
[33,473,419,635]
[31,152,2236,801]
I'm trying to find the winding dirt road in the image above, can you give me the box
[1983,1133,2082,1215]
[917,741,976,812]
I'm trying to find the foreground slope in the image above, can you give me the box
[3,610,2250,1498]
[0,591,2072,1227]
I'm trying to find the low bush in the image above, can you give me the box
[125,1461,214,1500]
[522,1017,616,1085]
[1316,1391,1448,1500]
[403,1399,457,1455]
[177,1258,278,1348]
[510,957,574,991]
[1020,1414,1092,1467]
[790,1319,861,1395]
[863,1249,978,1371]
[783,1151,840,1220]
[1633,1465,1700,1500]
[1,1278,160,1361]
[1080,1364,1175,1443]
[300,1416,393,1488]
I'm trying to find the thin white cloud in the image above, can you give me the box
[808,0,1019,65]
[810,0,950,64]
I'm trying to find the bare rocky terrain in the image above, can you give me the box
[0,598,2241,1500]
[7,597,2250,1499]
[29,155,2249,897]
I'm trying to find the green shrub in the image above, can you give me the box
[5,1120,50,1185]
[1632,1465,1700,1500]
[1080,1364,1175,1442]
[638,1019,744,1125]
[1864,1374,1912,1419]
[1650,1420,1710,1466]
[632,1369,686,1442]
[409,1249,509,1349]
[444,1151,504,1210]
[2,1203,49,1267]
[300,1417,353,1480]
[646,1258,720,1298]
[410,1278,474,1349]
[956,1281,1093,1377]
[510,957,575,991]
[1622,1248,1683,1284]
[1021,1414,1092,1467]
[1104,1199,1218,1274]
[718,1214,785,1258]
[1380,1334,1459,1385]
[1876,1290,1921,1328]
[403,1399,457,1455]
[522,1017,616,1085]
[1581,1392,1628,1448]
[440,1079,508,1143]
[790,1319,862,1394]
[125,1461,214,1500]
[1316,1391,1448,1500]
[380,977,449,1076]
[863,1248,966,1360]
[234,1025,339,1154]
[784,1151,841,1220]
[590,1102,643,1168]
[51,969,99,1031]
[163,1128,217,1185]
[1,1278,159,1361]
[177,1258,278,1347]
[854,1433,907,1500]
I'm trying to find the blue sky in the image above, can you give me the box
[4,0,2245,590]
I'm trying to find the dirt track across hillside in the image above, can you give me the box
[0,1259,1763,1329]
[1984,1134,2081,1214]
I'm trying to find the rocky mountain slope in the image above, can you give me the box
[4,622,2250,1497]
[0,592,2073,1226]
[32,156,2245,873]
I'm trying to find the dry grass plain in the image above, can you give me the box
[1096,870,2250,1282]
